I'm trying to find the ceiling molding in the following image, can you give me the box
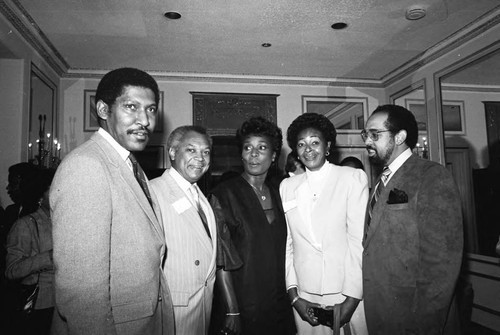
[2,1,499,88]
[63,69,385,88]
[442,84,500,93]
[381,7,500,87]
[0,0,68,75]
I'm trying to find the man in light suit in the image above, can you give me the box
[151,126,216,335]
[361,105,463,335]
[50,68,174,334]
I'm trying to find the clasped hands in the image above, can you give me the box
[293,297,354,329]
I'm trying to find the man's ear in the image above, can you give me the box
[96,100,109,120]
[168,147,177,162]
[395,130,407,146]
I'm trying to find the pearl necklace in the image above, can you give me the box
[249,183,267,201]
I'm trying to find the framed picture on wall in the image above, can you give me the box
[84,90,98,132]
[134,145,166,178]
[302,96,369,133]
[84,90,165,133]
[405,99,466,135]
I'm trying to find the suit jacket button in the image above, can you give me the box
[158,295,162,301]
[195,260,200,266]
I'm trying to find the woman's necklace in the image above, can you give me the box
[249,183,267,201]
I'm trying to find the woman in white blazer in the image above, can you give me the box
[280,113,369,335]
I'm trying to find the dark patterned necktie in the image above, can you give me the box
[368,167,391,225]
[129,154,153,208]
[189,184,211,239]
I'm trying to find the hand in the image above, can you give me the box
[293,297,321,326]
[325,296,360,327]
[220,314,241,335]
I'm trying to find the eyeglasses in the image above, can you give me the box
[360,129,391,141]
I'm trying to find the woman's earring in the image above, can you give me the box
[325,151,330,156]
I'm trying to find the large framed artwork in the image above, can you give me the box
[405,99,466,135]
[191,92,278,136]
[84,90,164,133]
[191,92,279,192]
[302,96,369,133]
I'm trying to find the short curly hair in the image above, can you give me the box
[286,113,337,157]
[236,117,283,159]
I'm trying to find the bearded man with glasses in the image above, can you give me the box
[360,104,463,335]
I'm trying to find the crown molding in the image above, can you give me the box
[63,68,384,87]
[442,83,500,93]
[381,7,500,87]
[0,0,68,75]
[2,1,499,88]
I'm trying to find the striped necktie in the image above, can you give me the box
[129,154,153,208]
[189,184,211,239]
[368,167,391,224]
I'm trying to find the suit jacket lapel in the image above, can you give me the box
[363,155,416,248]
[91,133,164,241]
[160,171,213,254]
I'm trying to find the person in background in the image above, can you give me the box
[50,67,174,334]
[2,163,39,241]
[5,168,56,335]
[339,156,365,170]
[284,152,305,178]
[361,104,463,335]
[209,117,295,335]
[280,113,368,335]
[151,125,217,335]
[1,162,39,335]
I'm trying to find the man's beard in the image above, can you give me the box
[368,139,395,166]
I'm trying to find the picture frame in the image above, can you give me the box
[191,92,278,136]
[302,96,369,133]
[405,99,466,135]
[134,145,166,176]
[84,90,164,133]
[84,90,98,132]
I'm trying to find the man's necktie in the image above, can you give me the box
[189,184,211,239]
[368,167,391,225]
[129,154,153,208]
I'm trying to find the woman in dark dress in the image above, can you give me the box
[209,117,295,335]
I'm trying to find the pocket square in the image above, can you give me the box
[387,188,408,204]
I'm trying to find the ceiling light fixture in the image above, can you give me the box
[164,11,181,20]
[405,5,426,20]
[331,22,348,30]
[262,43,272,48]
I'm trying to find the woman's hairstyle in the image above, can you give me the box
[286,113,337,157]
[236,117,283,159]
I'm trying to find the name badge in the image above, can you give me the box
[172,197,192,214]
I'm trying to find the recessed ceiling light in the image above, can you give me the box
[405,5,426,20]
[164,11,181,20]
[331,22,348,30]
[262,43,272,48]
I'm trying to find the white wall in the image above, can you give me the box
[0,59,24,207]
[59,77,385,169]
[0,12,60,208]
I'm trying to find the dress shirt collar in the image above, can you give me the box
[305,160,330,181]
[98,128,130,162]
[169,167,195,195]
[305,161,331,195]
[386,148,412,183]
